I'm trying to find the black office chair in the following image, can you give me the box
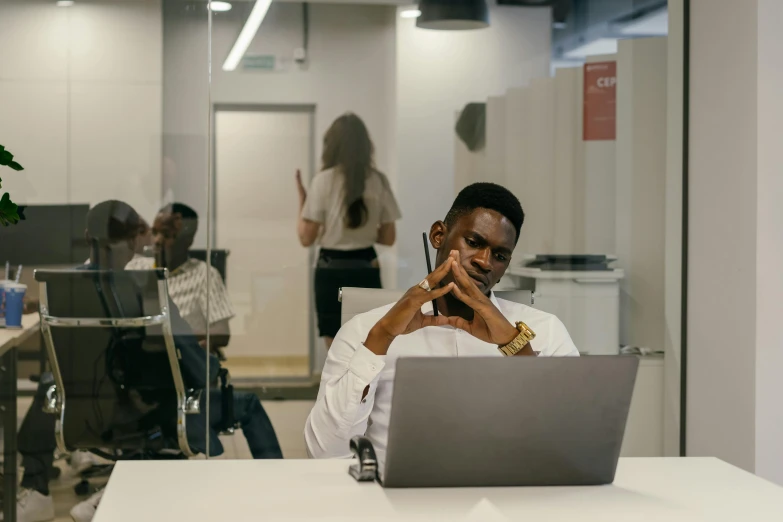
[35,269,235,492]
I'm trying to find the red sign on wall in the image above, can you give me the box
[583,61,617,141]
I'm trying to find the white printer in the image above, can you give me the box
[506,255,624,356]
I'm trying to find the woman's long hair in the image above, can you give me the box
[321,113,374,229]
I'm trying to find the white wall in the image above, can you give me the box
[0,0,162,222]
[453,56,615,262]
[395,2,551,288]
[688,0,783,484]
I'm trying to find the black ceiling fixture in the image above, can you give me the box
[417,0,490,31]
[497,0,573,26]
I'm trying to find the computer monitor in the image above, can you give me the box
[0,204,90,265]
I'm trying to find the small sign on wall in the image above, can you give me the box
[243,54,275,70]
[583,61,617,141]
[242,54,290,72]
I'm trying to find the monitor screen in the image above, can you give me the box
[0,204,90,265]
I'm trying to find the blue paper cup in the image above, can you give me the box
[3,283,26,329]
[0,279,12,327]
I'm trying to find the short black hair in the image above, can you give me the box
[86,200,142,245]
[161,202,198,241]
[444,183,525,241]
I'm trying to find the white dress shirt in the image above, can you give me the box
[304,294,579,468]
[301,168,402,250]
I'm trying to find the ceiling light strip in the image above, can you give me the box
[222,0,272,72]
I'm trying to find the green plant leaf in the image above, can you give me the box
[0,192,22,226]
[0,145,25,225]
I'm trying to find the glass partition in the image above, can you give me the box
[0,0,215,518]
[0,0,686,517]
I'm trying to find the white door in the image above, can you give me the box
[215,109,312,379]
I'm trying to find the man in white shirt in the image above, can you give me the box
[127,203,234,357]
[305,183,579,466]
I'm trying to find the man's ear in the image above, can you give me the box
[429,221,447,250]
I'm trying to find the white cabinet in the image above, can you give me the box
[506,266,624,355]
[621,356,665,457]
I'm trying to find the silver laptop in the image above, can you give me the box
[381,356,638,488]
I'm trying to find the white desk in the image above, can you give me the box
[0,313,39,522]
[96,458,783,521]
[0,313,39,355]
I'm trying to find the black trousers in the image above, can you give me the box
[19,373,57,495]
[314,247,381,338]
[227,391,283,459]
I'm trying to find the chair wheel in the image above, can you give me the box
[74,479,92,496]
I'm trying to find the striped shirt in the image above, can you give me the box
[126,257,234,335]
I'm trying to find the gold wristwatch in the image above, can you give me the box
[498,321,536,356]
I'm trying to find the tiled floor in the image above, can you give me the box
[13,396,315,520]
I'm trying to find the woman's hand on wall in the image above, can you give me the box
[296,169,307,208]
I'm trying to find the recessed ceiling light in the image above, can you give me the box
[209,1,232,12]
[56,1,75,6]
[400,9,422,19]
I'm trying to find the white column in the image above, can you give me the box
[688,0,783,484]
[582,55,617,255]
[614,36,668,352]
[753,0,783,485]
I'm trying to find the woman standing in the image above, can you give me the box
[297,113,401,349]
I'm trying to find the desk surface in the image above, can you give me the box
[0,314,39,354]
[96,458,783,521]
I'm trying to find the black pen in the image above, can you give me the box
[422,232,439,317]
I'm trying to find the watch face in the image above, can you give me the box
[517,321,536,340]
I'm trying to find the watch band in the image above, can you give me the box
[498,321,536,356]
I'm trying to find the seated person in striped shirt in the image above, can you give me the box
[127,203,233,358]
[15,201,281,522]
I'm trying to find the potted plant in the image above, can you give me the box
[0,144,25,226]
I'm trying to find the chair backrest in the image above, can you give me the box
[188,249,229,283]
[339,287,533,327]
[35,269,197,457]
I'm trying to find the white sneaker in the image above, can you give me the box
[68,451,110,474]
[5,488,55,522]
[70,488,104,522]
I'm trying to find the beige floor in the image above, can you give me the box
[222,356,310,380]
[14,396,315,521]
